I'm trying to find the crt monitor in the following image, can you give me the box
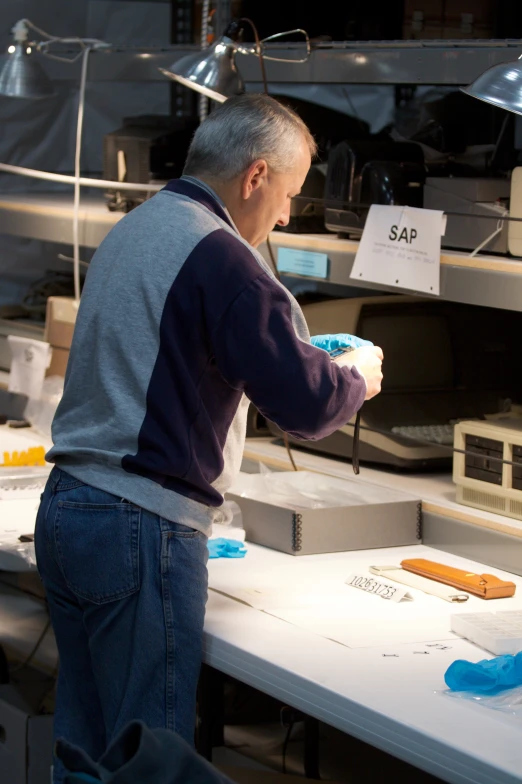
[265,294,509,470]
[358,310,454,393]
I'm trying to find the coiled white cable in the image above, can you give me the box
[0,163,163,191]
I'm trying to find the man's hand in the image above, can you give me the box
[336,345,383,400]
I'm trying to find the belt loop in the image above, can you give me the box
[48,466,61,492]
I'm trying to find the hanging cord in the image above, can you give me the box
[352,410,361,475]
[281,719,295,773]
[266,236,298,471]
[9,616,51,674]
[265,236,360,474]
[72,45,91,302]
[240,18,269,94]
[236,19,358,473]
[246,20,293,475]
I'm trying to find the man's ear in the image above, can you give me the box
[241,159,268,200]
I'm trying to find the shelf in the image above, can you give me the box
[38,40,522,87]
[1,192,522,311]
[260,232,522,312]
[0,193,121,248]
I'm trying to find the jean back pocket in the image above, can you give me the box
[55,500,140,604]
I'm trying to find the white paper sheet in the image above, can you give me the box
[208,553,522,649]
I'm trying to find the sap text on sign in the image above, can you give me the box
[389,225,417,244]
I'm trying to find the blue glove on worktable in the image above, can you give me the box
[445,652,522,693]
[207,538,247,559]
[311,333,373,352]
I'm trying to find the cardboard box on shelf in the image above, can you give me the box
[44,298,76,378]
[46,346,69,379]
[44,297,77,351]
[0,684,53,784]
[403,0,493,38]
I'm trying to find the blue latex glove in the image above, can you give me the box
[311,333,373,352]
[207,538,247,559]
[445,652,522,693]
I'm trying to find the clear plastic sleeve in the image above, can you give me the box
[441,685,522,719]
[232,464,369,510]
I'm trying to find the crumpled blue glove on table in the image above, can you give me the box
[311,333,373,352]
[445,652,522,693]
[207,538,247,559]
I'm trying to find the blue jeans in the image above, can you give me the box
[34,467,209,784]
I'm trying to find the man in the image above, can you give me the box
[35,94,383,782]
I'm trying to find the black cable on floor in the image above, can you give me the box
[281,719,295,774]
[9,616,51,675]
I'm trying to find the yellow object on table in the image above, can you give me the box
[2,446,46,467]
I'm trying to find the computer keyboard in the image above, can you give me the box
[390,423,454,445]
[451,612,522,655]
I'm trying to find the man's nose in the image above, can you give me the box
[277,203,291,227]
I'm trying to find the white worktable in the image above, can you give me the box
[3,426,522,783]
[0,425,52,570]
[205,543,522,784]
[2,537,522,783]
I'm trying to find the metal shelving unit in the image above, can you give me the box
[2,40,522,312]
[262,231,522,312]
[38,39,522,86]
[0,193,121,249]
[1,193,522,312]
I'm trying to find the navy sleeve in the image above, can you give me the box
[211,273,367,441]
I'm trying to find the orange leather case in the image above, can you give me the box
[400,558,516,600]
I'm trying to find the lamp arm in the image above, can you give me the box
[12,18,110,62]
[261,28,311,63]
[236,27,311,63]
[19,19,108,47]
[37,39,111,65]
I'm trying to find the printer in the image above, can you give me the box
[267,294,522,470]
[424,176,511,254]
[103,115,198,212]
[424,168,522,258]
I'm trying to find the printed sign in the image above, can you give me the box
[277,248,329,279]
[345,573,413,603]
[350,205,446,295]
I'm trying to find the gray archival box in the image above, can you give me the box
[227,471,422,556]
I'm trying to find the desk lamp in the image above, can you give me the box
[462,54,522,115]
[160,18,311,101]
[161,18,313,476]
[0,19,113,302]
[0,19,162,302]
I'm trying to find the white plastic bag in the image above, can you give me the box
[8,336,52,400]
[232,467,368,510]
[24,375,64,439]
[211,500,245,541]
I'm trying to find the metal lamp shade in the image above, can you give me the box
[159,36,244,103]
[461,57,522,116]
[0,44,55,99]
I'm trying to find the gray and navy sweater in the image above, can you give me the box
[47,177,366,535]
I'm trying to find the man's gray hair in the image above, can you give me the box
[183,94,317,181]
